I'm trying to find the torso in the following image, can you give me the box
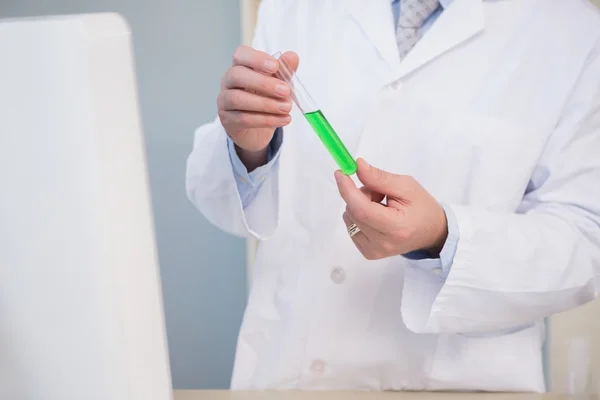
[232,0,600,391]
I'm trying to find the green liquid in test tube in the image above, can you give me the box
[273,52,358,175]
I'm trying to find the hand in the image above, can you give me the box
[218,46,299,170]
[335,159,448,260]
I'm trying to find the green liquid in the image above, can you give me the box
[303,110,357,175]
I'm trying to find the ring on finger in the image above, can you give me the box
[347,223,362,238]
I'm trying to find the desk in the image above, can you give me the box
[173,391,573,400]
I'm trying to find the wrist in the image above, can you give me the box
[425,205,448,257]
[236,144,269,172]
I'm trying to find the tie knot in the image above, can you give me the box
[398,0,441,29]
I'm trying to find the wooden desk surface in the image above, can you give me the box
[173,391,577,400]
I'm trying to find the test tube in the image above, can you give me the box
[273,52,358,175]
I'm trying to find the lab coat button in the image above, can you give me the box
[432,267,444,275]
[310,359,326,375]
[330,267,345,284]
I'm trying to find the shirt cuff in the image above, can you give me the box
[439,203,459,273]
[402,203,459,275]
[227,128,283,209]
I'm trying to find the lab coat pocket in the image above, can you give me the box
[441,111,545,209]
[356,94,546,210]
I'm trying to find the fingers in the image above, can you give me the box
[343,209,379,238]
[342,210,358,233]
[223,65,291,99]
[219,47,300,152]
[226,47,298,101]
[232,47,299,76]
[232,46,279,74]
[278,51,300,74]
[219,110,291,130]
[335,170,372,210]
[274,51,300,83]
[335,170,394,230]
[218,89,292,115]
[356,158,414,198]
[359,186,386,204]
[343,210,389,261]
[220,48,297,132]
[342,210,370,253]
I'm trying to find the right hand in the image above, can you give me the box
[218,46,299,155]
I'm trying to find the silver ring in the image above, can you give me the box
[347,223,361,238]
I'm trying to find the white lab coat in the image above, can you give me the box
[186,0,600,392]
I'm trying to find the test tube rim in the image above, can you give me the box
[272,51,318,114]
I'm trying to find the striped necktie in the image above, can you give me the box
[396,0,441,60]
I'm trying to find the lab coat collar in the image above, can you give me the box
[439,0,455,9]
[348,0,484,79]
[392,0,454,9]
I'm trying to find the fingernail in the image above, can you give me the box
[275,84,289,96]
[334,170,343,182]
[264,59,277,72]
[277,101,292,112]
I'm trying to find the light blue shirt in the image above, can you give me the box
[227,0,458,275]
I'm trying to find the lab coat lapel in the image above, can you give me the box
[346,0,402,73]
[395,0,485,78]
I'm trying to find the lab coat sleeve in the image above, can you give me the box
[401,43,600,334]
[402,204,459,276]
[227,128,283,209]
[185,0,281,239]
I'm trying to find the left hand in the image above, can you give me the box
[335,158,448,260]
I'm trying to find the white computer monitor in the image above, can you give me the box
[0,13,173,400]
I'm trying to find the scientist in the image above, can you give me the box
[186,0,600,392]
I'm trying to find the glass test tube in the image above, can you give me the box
[273,52,358,176]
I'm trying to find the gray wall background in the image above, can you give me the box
[0,0,247,390]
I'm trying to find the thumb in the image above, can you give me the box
[356,158,407,198]
[275,51,299,83]
[280,51,299,73]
